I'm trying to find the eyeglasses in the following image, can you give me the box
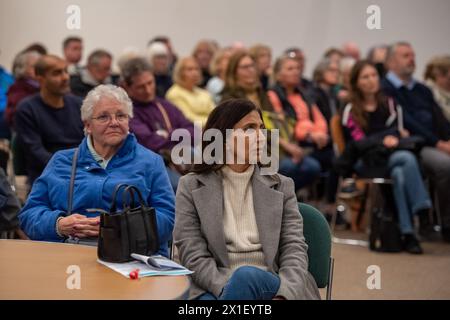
[238,63,256,70]
[91,113,129,124]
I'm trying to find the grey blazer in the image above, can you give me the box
[173,166,321,300]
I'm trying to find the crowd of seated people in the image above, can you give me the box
[0,37,449,285]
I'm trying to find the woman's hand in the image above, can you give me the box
[311,132,329,149]
[399,129,410,138]
[383,135,399,149]
[283,142,304,164]
[57,214,100,238]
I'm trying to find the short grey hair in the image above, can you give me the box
[386,41,412,61]
[313,57,335,83]
[87,49,112,66]
[120,57,153,86]
[81,84,133,122]
[12,51,41,78]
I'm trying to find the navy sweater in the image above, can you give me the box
[15,93,84,183]
[381,78,450,146]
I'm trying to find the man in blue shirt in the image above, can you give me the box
[381,42,450,242]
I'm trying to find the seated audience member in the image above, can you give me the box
[308,58,342,213]
[0,65,14,171]
[122,57,195,190]
[341,60,431,254]
[174,98,320,300]
[19,85,175,255]
[0,64,13,142]
[323,47,344,64]
[336,56,357,105]
[221,50,272,110]
[70,49,118,98]
[21,43,47,56]
[249,44,272,91]
[148,36,178,73]
[206,47,233,104]
[15,55,84,185]
[5,50,41,129]
[116,47,141,75]
[367,44,388,78]
[62,36,83,75]
[424,55,450,122]
[192,40,216,88]
[0,65,14,121]
[0,167,21,234]
[284,47,315,97]
[342,41,361,61]
[166,57,215,127]
[267,55,324,191]
[381,42,450,242]
[312,57,342,121]
[147,42,173,98]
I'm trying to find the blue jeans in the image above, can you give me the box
[279,156,321,190]
[197,266,281,300]
[388,151,432,234]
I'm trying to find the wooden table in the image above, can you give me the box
[0,240,190,300]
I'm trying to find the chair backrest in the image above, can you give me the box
[298,202,332,288]
[329,114,346,156]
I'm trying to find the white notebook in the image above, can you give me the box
[97,254,193,278]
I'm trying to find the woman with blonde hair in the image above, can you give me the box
[206,47,233,104]
[166,57,215,127]
[249,44,272,91]
[424,55,450,122]
[192,40,217,87]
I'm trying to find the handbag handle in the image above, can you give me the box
[122,185,152,257]
[123,185,147,208]
[110,183,132,212]
[67,148,79,216]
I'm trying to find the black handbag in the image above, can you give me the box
[97,184,160,263]
[369,185,403,252]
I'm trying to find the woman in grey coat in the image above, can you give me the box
[174,98,320,300]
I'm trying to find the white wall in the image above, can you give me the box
[1,0,449,79]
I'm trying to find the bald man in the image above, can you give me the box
[15,55,84,185]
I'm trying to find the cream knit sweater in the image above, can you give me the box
[220,165,267,271]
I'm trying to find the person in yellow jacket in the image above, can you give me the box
[166,56,215,127]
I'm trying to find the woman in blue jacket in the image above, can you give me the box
[19,84,175,256]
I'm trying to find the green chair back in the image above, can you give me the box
[299,203,332,288]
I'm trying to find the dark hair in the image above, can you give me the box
[22,43,47,55]
[87,49,112,66]
[121,57,153,86]
[191,98,262,174]
[148,36,169,47]
[63,36,82,49]
[34,54,65,77]
[349,60,386,130]
[323,47,344,59]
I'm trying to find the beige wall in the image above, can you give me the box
[1,0,449,79]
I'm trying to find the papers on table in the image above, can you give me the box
[97,254,193,278]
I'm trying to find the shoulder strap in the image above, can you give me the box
[271,84,297,119]
[67,148,79,216]
[155,102,173,132]
[298,88,315,122]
